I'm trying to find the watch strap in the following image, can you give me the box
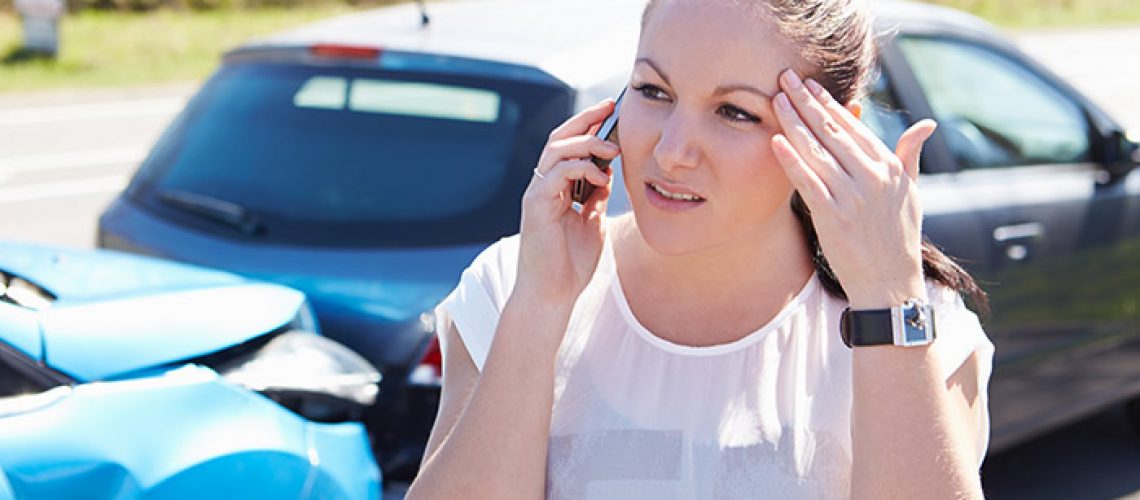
[840,308,894,347]
[841,301,937,348]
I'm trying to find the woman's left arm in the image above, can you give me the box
[770,68,986,499]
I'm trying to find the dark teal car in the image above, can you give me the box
[97,0,1140,481]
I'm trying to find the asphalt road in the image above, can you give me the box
[0,83,190,249]
[2,25,1139,500]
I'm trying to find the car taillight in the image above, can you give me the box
[407,335,442,386]
[309,43,382,60]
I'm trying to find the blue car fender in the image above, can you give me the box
[0,366,379,499]
[0,467,14,500]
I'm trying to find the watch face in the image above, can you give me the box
[904,306,928,343]
[892,302,935,347]
[904,320,929,344]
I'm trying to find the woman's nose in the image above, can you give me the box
[652,110,702,174]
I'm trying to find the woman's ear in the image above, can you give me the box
[845,101,863,120]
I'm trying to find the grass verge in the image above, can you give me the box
[921,0,1140,28]
[0,5,361,93]
[1,1,1139,95]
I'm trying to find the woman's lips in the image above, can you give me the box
[645,182,707,212]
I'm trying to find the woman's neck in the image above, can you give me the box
[613,208,815,314]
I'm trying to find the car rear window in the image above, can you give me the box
[130,62,573,247]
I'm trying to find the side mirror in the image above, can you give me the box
[1101,129,1139,183]
[1128,129,1140,165]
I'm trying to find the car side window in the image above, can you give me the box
[861,67,909,153]
[897,36,1091,171]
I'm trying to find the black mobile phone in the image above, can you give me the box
[571,90,624,204]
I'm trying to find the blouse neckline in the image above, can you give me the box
[601,223,819,356]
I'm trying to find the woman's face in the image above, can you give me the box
[619,0,810,255]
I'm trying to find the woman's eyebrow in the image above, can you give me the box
[635,58,773,101]
[713,84,774,100]
[634,57,671,86]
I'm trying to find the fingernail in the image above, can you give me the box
[782,69,802,90]
[775,93,792,111]
[805,79,825,97]
[771,134,787,150]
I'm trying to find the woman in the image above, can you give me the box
[407,0,994,498]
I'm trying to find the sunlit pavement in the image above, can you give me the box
[0,82,194,249]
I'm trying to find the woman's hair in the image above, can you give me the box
[641,0,989,316]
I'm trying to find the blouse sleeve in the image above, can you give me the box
[433,235,520,373]
[927,281,995,465]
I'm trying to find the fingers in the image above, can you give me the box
[525,99,619,219]
[771,133,833,210]
[777,70,874,182]
[802,78,895,163]
[896,120,937,180]
[537,134,619,174]
[531,159,611,199]
[547,99,616,143]
[580,181,612,221]
[773,92,854,199]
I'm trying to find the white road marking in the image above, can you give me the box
[0,175,128,204]
[0,146,147,174]
[0,98,184,127]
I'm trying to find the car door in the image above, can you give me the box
[885,32,1140,450]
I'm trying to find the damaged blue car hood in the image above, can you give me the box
[0,241,306,381]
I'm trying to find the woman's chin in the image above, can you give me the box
[628,207,717,256]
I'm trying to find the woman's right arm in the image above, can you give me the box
[405,99,622,500]
[406,296,573,500]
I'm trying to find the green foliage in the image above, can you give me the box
[2,0,1137,95]
[0,0,401,13]
[918,0,1140,27]
[0,6,360,92]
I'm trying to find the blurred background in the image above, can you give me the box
[2,0,1140,498]
[2,0,1139,249]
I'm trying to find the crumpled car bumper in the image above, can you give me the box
[0,365,381,499]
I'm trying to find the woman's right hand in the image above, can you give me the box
[514,99,621,307]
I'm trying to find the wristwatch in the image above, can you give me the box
[840,298,936,348]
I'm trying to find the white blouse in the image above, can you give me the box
[435,224,995,500]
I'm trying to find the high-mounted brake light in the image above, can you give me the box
[407,335,443,386]
[310,44,382,60]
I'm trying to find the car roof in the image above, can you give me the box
[873,0,1010,48]
[254,0,646,94]
[249,0,1008,90]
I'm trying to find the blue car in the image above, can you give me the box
[96,0,646,479]
[0,240,381,499]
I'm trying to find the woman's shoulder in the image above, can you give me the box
[434,234,521,373]
[466,233,521,292]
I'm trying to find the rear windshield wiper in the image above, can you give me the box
[157,189,264,235]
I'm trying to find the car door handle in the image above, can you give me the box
[994,222,1043,261]
[993,222,1044,243]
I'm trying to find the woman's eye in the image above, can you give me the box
[632,84,669,101]
[719,104,760,123]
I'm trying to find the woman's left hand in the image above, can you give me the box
[770,69,937,310]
